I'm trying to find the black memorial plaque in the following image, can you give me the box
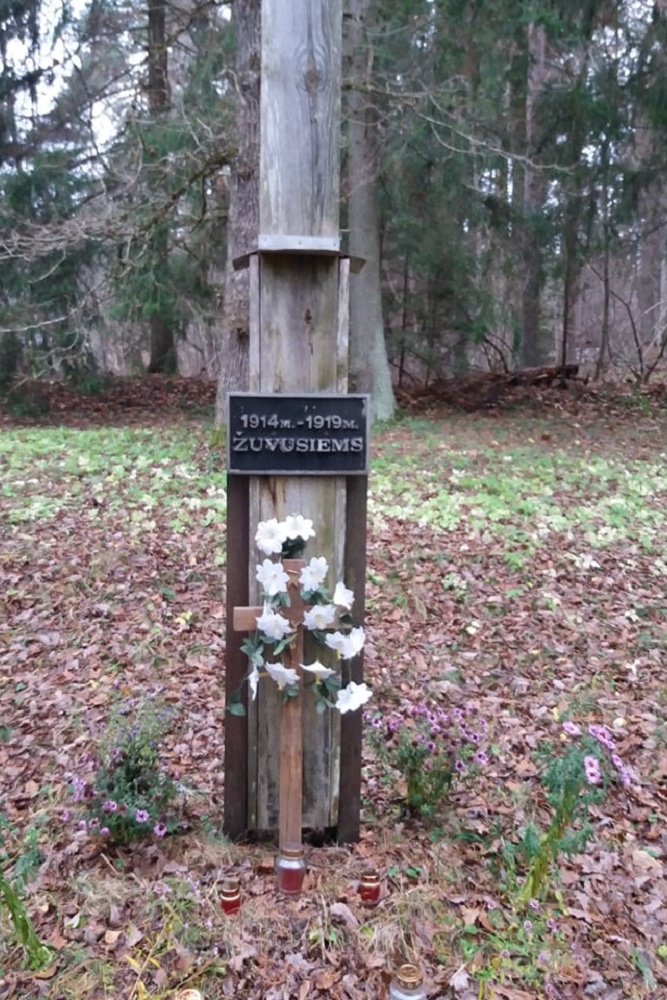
[227,393,369,475]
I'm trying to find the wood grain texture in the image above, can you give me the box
[223,475,250,840]
[279,560,306,846]
[336,258,350,393]
[246,254,261,832]
[337,474,368,843]
[260,0,342,243]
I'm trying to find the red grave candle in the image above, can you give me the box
[275,843,307,896]
[358,870,381,906]
[220,878,241,916]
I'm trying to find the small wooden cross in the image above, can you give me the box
[232,559,308,848]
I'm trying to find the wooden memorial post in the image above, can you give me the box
[223,0,368,845]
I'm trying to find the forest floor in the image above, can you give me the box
[1,376,667,999]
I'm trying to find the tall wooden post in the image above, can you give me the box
[224,0,365,843]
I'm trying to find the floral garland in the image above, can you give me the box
[237,514,372,715]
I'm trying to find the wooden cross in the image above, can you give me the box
[232,558,308,848]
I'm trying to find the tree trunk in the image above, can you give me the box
[346,0,395,423]
[215,0,261,424]
[520,22,548,368]
[147,311,174,374]
[595,225,611,381]
[146,0,174,373]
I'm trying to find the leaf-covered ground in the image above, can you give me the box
[1,378,667,999]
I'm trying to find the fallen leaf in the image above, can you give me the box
[450,966,470,992]
[329,901,359,928]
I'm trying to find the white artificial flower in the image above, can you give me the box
[248,664,261,701]
[335,681,372,713]
[299,556,328,591]
[256,604,292,641]
[301,660,335,681]
[284,514,316,542]
[324,630,347,657]
[303,603,337,631]
[265,662,299,690]
[333,581,354,610]
[255,518,288,556]
[347,626,365,655]
[327,627,365,659]
[256,559,290,596]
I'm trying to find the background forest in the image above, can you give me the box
[3,0,667,407]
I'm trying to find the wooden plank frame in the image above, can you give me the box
[337,473,368,843]
[223,474,250,840]
[223,472,367,843]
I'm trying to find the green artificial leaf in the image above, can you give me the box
[273,635,295,656]
[227,702,247,717]
[241,636,265,666]
[282,684,300,702]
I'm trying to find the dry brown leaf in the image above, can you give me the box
[314,969,341,990]
[229,944,258,973]
[298,981,311,1000]
[329,901,359,928]
[32,962,59,981]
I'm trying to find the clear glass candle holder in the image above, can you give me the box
[275,842,307,896]
[389,964,426,1000]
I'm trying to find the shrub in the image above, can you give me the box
[367,701,489,819]
[65,696,178,846]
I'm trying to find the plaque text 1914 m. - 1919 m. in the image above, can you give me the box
[227,393,369,475]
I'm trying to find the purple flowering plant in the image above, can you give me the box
[515,717,634,902]
[65,696,178,846]
[366,700,490,820]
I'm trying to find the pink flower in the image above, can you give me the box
[588,724,615,750]
[562,721,581,736]
[153,822,167,837]
[71,777,87,802]
[584,755,601,784]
